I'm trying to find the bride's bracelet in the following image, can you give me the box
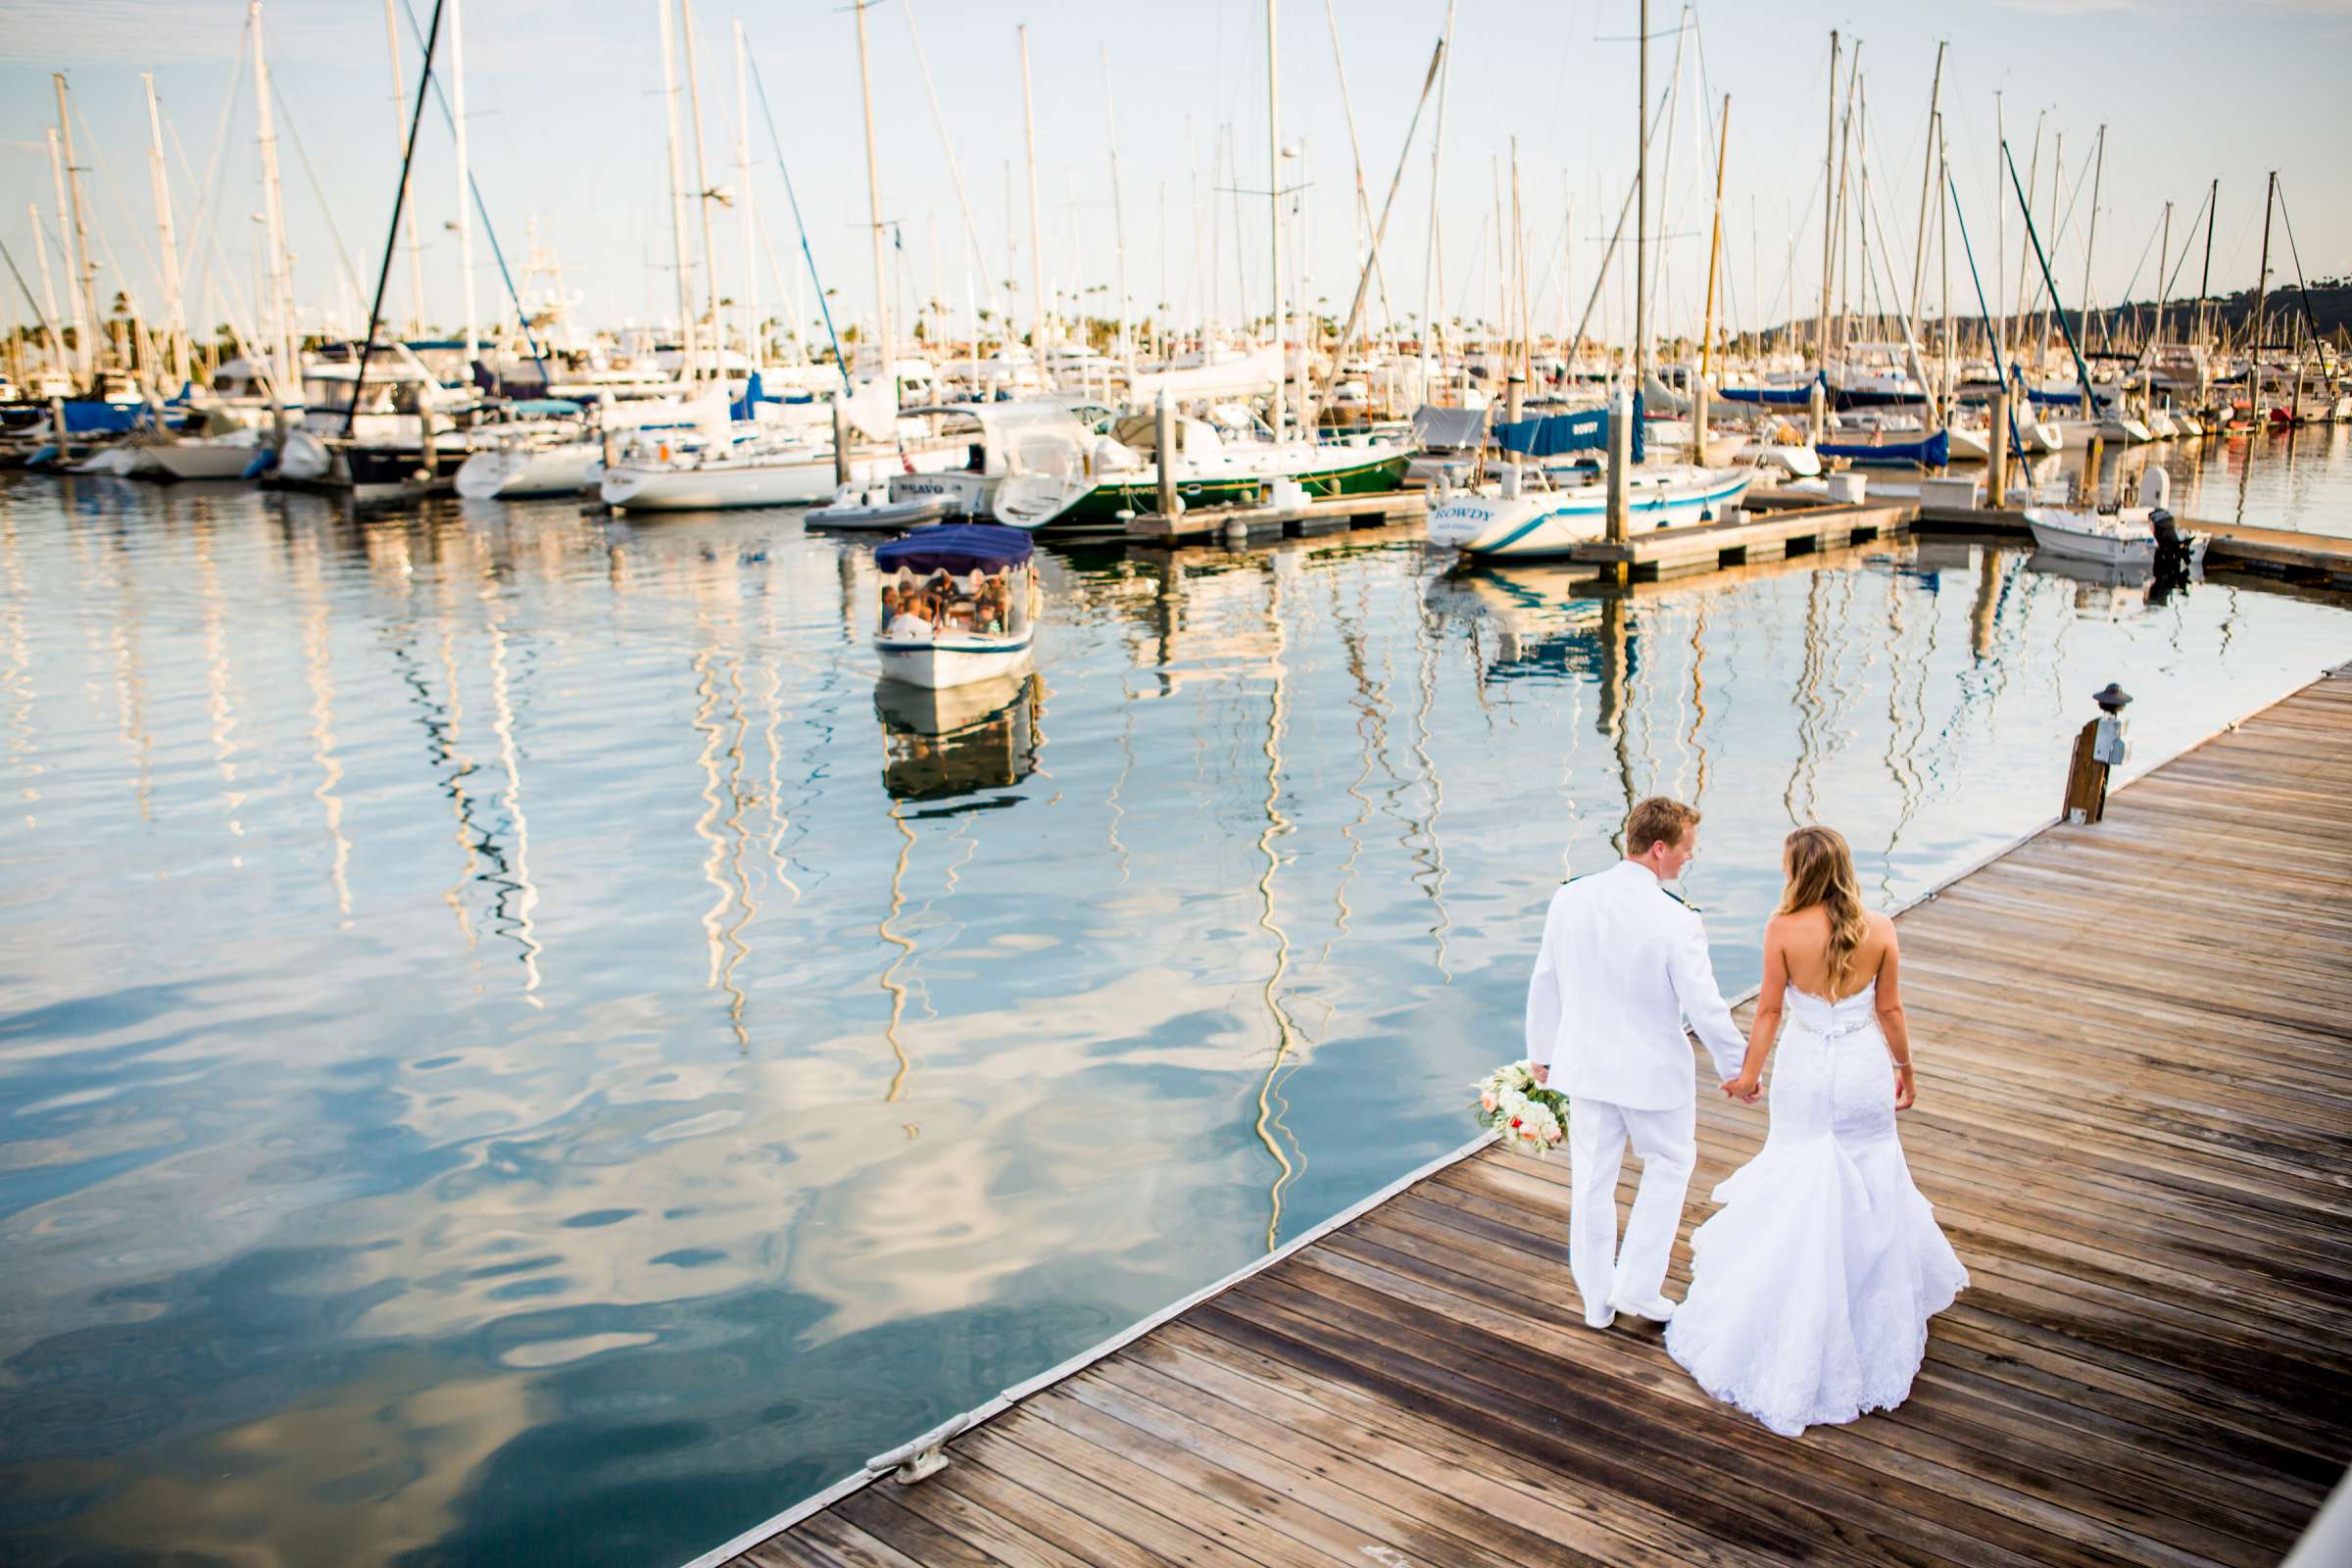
[1890,1057,1914,1069]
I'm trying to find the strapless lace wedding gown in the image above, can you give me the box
[1664,980,1968,1437]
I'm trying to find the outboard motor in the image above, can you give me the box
[2138,465,2190,589]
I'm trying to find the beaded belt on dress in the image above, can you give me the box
[1795,1011,1877,1038]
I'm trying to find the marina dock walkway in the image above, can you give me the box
[718,667,2352,1568]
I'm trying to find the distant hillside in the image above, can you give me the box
[1736,274,2350,354]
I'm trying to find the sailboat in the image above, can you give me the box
[1428,2,1749,561]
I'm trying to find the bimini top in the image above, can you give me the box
[873,523,1035,574]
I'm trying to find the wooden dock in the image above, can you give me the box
[710,667,2352,1568]
[1123,490,1429,546]
[1918,503,2352,590]
[1572,495,1915,581]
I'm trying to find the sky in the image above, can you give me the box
[4,0,2350,357]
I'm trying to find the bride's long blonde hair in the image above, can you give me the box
[1781,826,1871,994]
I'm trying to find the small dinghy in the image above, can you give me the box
[808,481,955,530]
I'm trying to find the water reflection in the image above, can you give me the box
[1,470,2348,1568]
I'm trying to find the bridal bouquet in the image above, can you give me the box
[1475,1060,1568,1158]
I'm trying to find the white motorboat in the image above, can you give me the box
[807,482,954,530]
[2025,468,2205,570]
[456,439,601,500]
[144,426,269,480]
[885,401,1102,527]
[1428,461,1751,559]
[871,524,1040,691]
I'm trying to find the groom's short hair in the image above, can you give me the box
[1626,797,1700,855]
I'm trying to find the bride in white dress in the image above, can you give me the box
[1664,826,1969,1438]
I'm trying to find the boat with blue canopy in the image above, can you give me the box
[870,524,1041,690]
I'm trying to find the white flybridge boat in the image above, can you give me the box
[1428,460,1751,558]
[870,525,1040,691]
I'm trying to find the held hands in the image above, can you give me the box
[1720,1073,1761,1103]
[1531,1064,1548,1086]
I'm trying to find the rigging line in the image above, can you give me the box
[348,0,447,437]
[2002,139,2097,416]
[2269,179,2324,348]
[268,79,368,328]
[398,0,547,368]
[746,42,850,391]
[172,27,249,327]
[1946,172,2028,461]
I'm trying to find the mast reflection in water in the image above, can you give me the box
[0,466,2347,1568]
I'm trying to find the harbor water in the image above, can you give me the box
[2,451,2348,1567]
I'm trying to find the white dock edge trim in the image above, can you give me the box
[673,663,2342,1568]
[672,1127,1500,1568]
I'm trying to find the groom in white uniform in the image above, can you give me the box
[1525,797,1748,1329]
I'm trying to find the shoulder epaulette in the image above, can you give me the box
[1661,888,1701,912]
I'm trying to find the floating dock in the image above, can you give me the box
[704,666,2352,1567]
[1918,502,2352,591]
[1122,490,1429,546]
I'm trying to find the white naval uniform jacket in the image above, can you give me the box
[1524,859,1748,1111]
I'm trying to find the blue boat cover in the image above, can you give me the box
[1818,429,1950,466]
[1716,373,1824,406]
[874,523,1034,574]
[1493,392,1643,464]
[63,401,143,434]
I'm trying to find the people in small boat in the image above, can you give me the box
[882,586,935,641]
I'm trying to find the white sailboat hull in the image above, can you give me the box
[147,438,265,480]
[601,444,959,512]
[456,442,600,499]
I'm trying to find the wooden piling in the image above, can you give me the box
[1154,390,1176,518]
[1605,386,1631,545]
[1987,388,2009,505]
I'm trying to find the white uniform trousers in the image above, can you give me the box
[1568,1096,1697,1313]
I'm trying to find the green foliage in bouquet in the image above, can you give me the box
[1475,1060,1569,1157]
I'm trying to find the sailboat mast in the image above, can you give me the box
[1419,0,1457,395]
[1699,94,1728,383]
[1634,0,1647,405]
[1018,25,1046,364]
[655,0,698,380]
[25,201,67,376]
[1906,42,1944,349]
[382,0,427,336]
[2250,170,2275,394]
[851,0,892,388]
[45,116,92,384]
[734,21,759,370]
[2152,201,2171,367]
[1814,31,1837,384]
[141,74,189,388]
[1102,46,1133,376]
[680,0,726,383]
[1937,122,1953,403]
[2076,127,2102,369]
[1267,0,1288,438]
[249,7,299,420]
[449,0,478,367]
